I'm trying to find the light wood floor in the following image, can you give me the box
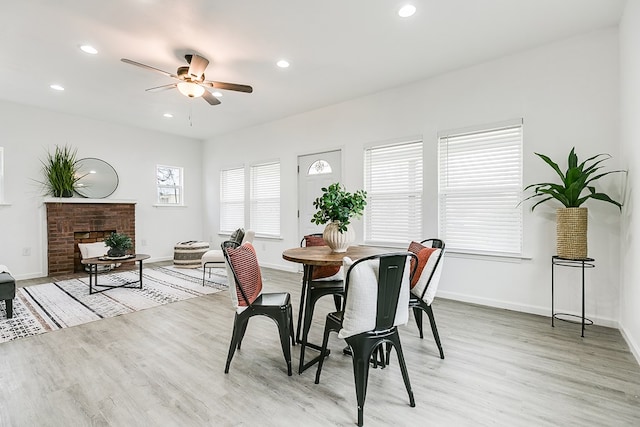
[1,264,639,426]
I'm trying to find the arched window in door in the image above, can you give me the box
[308,159,332,175]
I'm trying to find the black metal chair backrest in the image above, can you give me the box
[416,239,445,301]
[344,252,418,331]
[221,240,253,307]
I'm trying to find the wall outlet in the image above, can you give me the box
[22,247,31,256]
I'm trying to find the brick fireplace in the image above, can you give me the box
[45,200,136,275]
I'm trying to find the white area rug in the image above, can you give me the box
[0,265,227,344]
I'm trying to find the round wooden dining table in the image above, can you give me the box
[282,244,391,373]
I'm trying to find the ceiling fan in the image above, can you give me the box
[120,54,253,105]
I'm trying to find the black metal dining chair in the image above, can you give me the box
[314,252,417,427]
[222,240,295,376]
[297,234,345,373]
[407,238,446,359]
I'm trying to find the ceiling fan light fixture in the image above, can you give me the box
[177,81,205,98]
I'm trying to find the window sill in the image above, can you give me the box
[444,250,532,262]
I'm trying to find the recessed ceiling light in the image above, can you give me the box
[398,4,416,17]
[50,84,65,91]
[80,45,98,55]
[212,91,223,98]
[277,59,290,68]
[163,113,174,118]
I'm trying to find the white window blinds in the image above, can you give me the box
[220,167,245,234]
[250,162,281,237]
[364,140,423,245]
[438,120,523,255]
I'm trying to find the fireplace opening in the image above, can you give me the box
[74,230,116,273]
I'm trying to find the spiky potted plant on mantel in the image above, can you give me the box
[311,183,367,253]
[522,147,624,259]
[40,144,81,197]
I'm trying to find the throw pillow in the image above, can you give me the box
[407,241,437,289]
[338,256,410,339]
[304,235,342,280]
[226,242,262,307]
[230,228,245,244]
[410,248,443,305]
[78,241,108,259]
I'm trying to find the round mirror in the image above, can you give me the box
[75,158,119,198]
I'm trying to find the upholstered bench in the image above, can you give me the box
[174,241,210,268]
[0,270,16,319]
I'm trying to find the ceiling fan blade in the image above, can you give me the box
[145,83,177,92]
[202,80,253,93]
[187,54,209,80]
[121,58,178,79]
[202,90,221,105]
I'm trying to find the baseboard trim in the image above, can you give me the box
[619,323,640,366]
[436,290,619,328]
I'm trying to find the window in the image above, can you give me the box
[364,139,423,245]
[308,159,332,175]
[220,167,245,233]
[156,165,183,205]
[250,162,280,237]
[438,119,523,256]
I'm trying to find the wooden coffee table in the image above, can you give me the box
[81,254,150,294]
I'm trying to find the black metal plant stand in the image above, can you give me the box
[551,256,595,337]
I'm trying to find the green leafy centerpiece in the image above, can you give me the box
[311,183,367,252]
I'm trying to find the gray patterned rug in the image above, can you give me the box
[0,265,228,344]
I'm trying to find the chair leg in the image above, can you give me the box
[346,336,375,427]
[5,299,13,319]
[314,322,333,384]
[412,306,424,339]
[274,307,293,376]
[202,265,206,286]
[288,305,296,346]
[225,314,245,373]
[299,290,317,374]
[333,294,341,311]
[237,319,250,350]
[388,332,415,408]
[424,304,445,359]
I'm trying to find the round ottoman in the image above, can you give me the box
[173,241,210,268]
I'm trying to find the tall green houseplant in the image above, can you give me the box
[523,147,624,259]
[41,145,81,197]
[523,147,623,211]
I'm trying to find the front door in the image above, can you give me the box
[297,150,342,240]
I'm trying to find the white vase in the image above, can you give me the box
[323,221,355,253]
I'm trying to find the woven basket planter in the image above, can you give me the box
[556,207,588,259]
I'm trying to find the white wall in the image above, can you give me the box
[0,101,204,279]
[203,28,622,326]
[619,0,640,362]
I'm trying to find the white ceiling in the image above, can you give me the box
[0,0,626,140]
